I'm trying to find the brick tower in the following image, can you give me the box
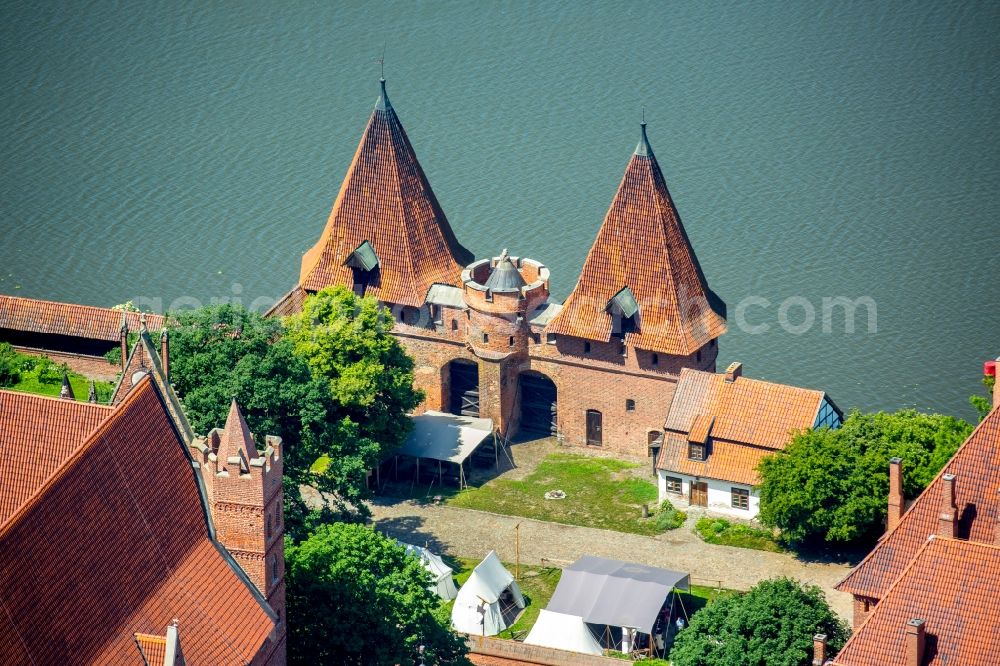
[461,250,550,434]
[190,400,286,649]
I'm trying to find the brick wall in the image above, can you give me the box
[852,595,878,630]
[466,635,631,666]
[13,345,121,381]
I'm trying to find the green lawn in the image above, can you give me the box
[694,517,784,552]
[1,346,114,403]
[448,452,665,535]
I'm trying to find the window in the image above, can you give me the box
[484,289,493,302]
[451,319,458,332]
[688,442,706,461]
[584,341,591,354]
[731,487,750,510]
[483,333,489,343]
[532,333,541,344]
[272,556,279,582]
[546,333,556,344]
[651,353,659,366]
[625,399,635,411]
[509,335,515,347]
[664,476,682,494]
[431,305,442,325]
[266,514,272,540]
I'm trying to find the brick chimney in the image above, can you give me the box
[724,361,742,383]
[119,312,129,371]
[888,457,904,532]
[905,618,925,666]
[160,328,169,381]
[812,633,827,666]
[938,474,957,538]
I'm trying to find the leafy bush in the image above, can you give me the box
[655,501,686,531]
[0,342,21,386]
[695,517,782,552]
[34,356,63,384]
[758,410,972,545]
[670,578,848,666]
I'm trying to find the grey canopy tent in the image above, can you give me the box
[546,555,689,636]
[388,411,494,488]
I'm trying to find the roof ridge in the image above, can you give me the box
[0,375,155,541]
[836,405,1000,593]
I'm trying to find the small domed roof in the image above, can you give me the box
[484,250,526,291]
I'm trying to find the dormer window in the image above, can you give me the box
[687,414,715,461]
[607,286,639,338]
[344,240,380,296]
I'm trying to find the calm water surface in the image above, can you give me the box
[1,1,998,418]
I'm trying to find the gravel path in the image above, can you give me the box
[372,499,854,621]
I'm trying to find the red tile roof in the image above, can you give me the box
[298,80,473,307]
[833,537,1000,666]
[546,127,726,356]
[665,368,826,450]
[134,633,167,665]
[836,405,1000,601]
[0,389,111,522]
[0,294,164,342]
[0,377,276,664]
[265,285,308,317]
[656,432,773,485]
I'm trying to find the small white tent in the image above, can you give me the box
[524,609,604,656]
[399,542,458,600]
[451,551,525,636]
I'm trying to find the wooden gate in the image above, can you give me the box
[585,409,603,446]
[519,373,557,436]
[448,360,480,417]
[690,481,708,507]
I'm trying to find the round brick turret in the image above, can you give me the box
[462,251,549,359]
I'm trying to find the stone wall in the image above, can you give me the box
[14,345,121,381]
[466,635,631,666]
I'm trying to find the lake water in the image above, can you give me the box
[1,1,997,419]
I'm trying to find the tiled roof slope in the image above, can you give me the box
[0,378,275,665]
[833,537,1000,666]
[664,368,826,449]
[0,294,164,342]
[299,79,473,307]
[134,633,167,665]
[837,405,1000,600]
[0,390,110,522]
[265,285,308,317]
[656,432,772,485]
[546,124,726,356]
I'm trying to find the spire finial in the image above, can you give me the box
[635,111,653,158]
[374,44,391,112]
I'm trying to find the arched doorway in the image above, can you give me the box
[519,372,557,436]
[447,359,480,416]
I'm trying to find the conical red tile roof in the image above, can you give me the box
[299,79,472,306]
[219,398,258,467]
[547,123,726,356]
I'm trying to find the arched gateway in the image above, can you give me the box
[446,359,480,417]
[518,371,557,436]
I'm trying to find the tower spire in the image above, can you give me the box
[635,114,653,158]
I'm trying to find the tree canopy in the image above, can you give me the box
[757,410,972,545]
[285,523,469,666]
[670,578,848,666]
[167,288,422,538]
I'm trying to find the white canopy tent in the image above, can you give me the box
[451,551,525,636]
[390,411,495,488]
[399,541,458,600]
[524,609,604,656]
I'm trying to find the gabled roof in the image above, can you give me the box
[265,285,309,318]
[0,390,111,522]
[298,78,473,306]
[0,294,164,342]
[833,537,1000,666]
[546,123,726,355]
[837,405,1000,600]
[0,377,275,664]
[665,368,828,449]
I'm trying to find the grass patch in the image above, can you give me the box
[0,344,114,403]
[695,517,783,552]
[448,453,663,535]
[439,557,561,639]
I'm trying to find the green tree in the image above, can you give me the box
[283,286,423,457]
[970,374,995,422]
[285,523,469,666]
[0,342,22,386]
[670,578,848,666]
[758,410,972,545]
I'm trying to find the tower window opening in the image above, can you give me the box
[652,353,659,365]
[626,399,635,411]
[508,336,515,347]
[584,342,591,354]
[483,333,489,343]
[451,319,458,332]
